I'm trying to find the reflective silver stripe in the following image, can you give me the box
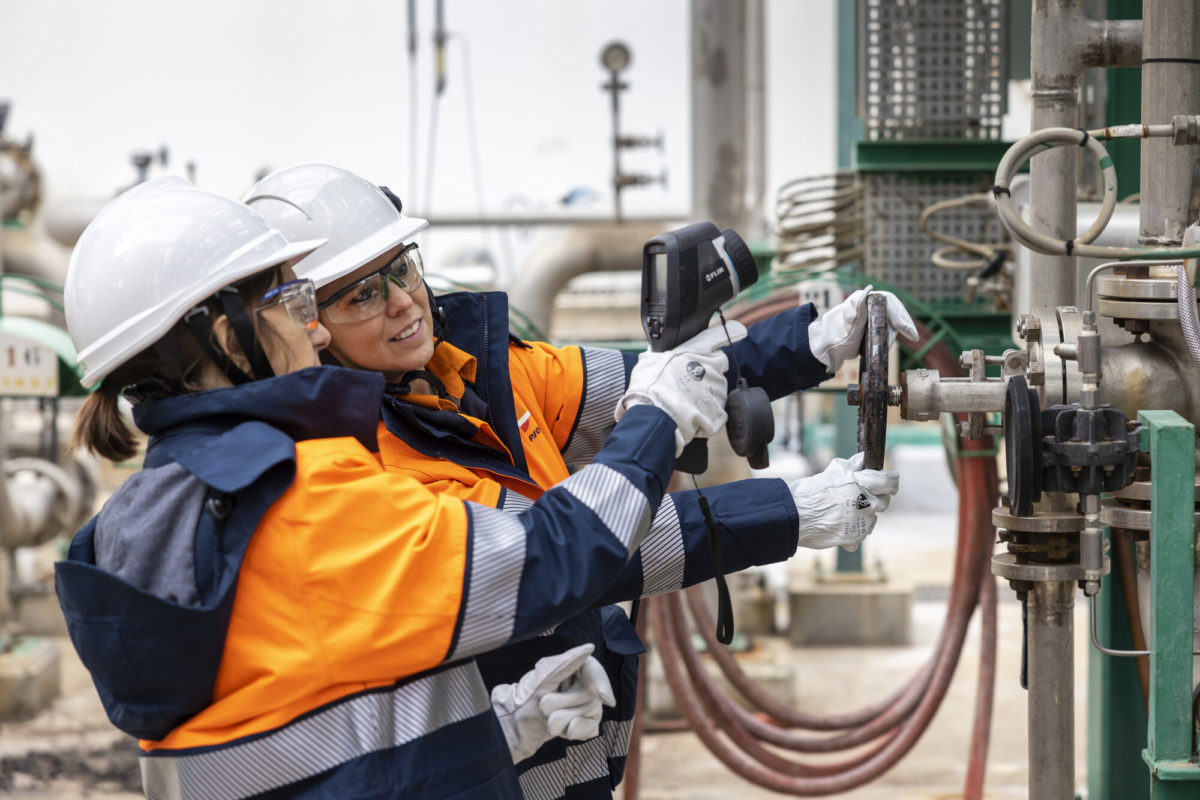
[499,490,534,514]
[562,348,627,467]
[639,496,686,596]
[140,662,490,800]
[452,503,528,659]
[516,719,635,800]
[604,717,634,758]
[560,463,652,553]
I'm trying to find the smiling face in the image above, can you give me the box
[316,245,436,379]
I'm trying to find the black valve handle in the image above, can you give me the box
[856,293,890,470]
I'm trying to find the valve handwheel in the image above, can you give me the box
[856,293,890,470]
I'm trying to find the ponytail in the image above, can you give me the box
[71,380,140,462]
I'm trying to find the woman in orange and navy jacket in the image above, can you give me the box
[244,164,912,800]
[56,176,735,799]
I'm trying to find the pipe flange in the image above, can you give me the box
[992,505,1085,533]
[1095,274,1179,300]
[1097,297,1187,320]
[1027,307,1083,407]
[1099,497,1200,531]
[1109,480,1200,503]
[991,552,1086,582]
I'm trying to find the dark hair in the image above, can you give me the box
[71,268,282,461]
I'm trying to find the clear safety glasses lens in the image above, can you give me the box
[257,279,319,331]
[318,243,424,324]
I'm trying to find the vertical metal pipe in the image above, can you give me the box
[1027,579,1077,800]
[1139,0,1200,246]
[1029,0,1083,311]
[690,0,749,230]
[741,0,766,237]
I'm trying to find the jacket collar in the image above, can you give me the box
[437,291,527,473]
[134,366,384,452]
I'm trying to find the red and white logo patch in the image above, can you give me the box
[518,410,542,443]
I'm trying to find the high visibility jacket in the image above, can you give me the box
[375,291,829,800]
[55,366,681,800]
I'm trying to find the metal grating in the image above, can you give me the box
[860,0,1008,140]
[862,173,1004,302]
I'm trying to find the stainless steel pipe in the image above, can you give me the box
[1027,579,1078,800]
[1139,0,1200,246]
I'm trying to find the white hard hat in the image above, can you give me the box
[65,176,325,387]
[243,163,430,290]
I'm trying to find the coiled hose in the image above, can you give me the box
[627,301,998,798]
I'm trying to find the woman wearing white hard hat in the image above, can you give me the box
[57,176,732,799]
[244,164,911,799]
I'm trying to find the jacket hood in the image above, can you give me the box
[134,366,384,452]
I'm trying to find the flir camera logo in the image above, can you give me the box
[686,361,706,381]
[518,410,542,443]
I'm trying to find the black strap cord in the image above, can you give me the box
[693,475,735,645]
[183,306,255,386]
[218,287,275,380]
[386,369,451,400]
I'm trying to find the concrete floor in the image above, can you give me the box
[0,508,1098,798]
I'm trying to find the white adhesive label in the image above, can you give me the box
[1106,124,1144,139]
[0,332,58,396]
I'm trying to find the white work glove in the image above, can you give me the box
[615,322,748,456]
[807,286,919,374]
[789,452,900,551]
[490,643,616,764]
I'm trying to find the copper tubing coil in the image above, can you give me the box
[633,303,999,797]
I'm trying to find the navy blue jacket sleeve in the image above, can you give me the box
[447,403,677,659]
[592,477,799,606]
[723,303,831,400]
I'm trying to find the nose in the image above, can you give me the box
[385,281,414,317]
[310,321,333,352]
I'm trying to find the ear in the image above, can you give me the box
[211,313,253,375]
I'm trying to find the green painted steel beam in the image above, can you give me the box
[1138,410,1200,797]
[853,140,1020,173]
[1087,532,1150,800]
[1142,759,1200,781]
[836,0,862,170]
[1008,0,1031,81]
[1105,0,1143,200]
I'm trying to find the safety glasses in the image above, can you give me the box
[317,243,424,324]
[257,278,319,331]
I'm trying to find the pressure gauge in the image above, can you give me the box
[601,41,631,73]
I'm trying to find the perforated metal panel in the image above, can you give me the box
[860,0,1008,140]
[862,173,1003,302]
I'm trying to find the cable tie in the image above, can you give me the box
[1065,240,1075,256]
[991,185,1011,197]
[1078,129,1089,147]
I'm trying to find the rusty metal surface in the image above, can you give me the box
[857,294,889,470]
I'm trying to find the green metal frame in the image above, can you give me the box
[1105,0,1142,202]
[1138,410,1200,796]
[1087,532,1150,800]
[853,140,1019,173]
